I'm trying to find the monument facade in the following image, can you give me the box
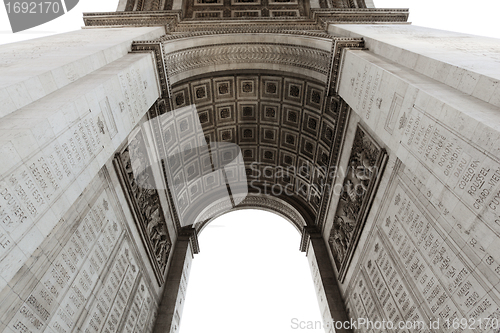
[1,0,500,332]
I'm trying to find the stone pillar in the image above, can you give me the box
[0,27,165,118]
[0,29,169,333]
[0,52,160,290]
[153,227,197,333]
[303,226,352,333]
[323,24,500,328]
[329,24,500,109]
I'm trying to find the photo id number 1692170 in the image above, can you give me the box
[5,1,61,14]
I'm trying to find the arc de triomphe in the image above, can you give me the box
[1,1,500,332]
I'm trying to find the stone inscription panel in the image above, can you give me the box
[338,49,500,313]
[0,52,159,289]
[346,163,500,332]
[399,106,500,292]
[401,106,500,223]
[0,116,103,244]
[2,173,158,333]
[118,67,150,129]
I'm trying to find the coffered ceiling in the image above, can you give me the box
[159,72,346,226]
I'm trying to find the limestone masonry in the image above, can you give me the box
[0,0,499,332]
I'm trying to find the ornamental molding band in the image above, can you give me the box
[83,11,181,29]
[82,8,408,30]
[163,43,331,81]
[172,21,322,33]
[156,29,334,41]
[195,193,307,234]
[132,42,172,99]
[312,8,409,27]
[328,124,387,282]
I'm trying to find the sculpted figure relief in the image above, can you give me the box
[328,125,385,278]
[117,130,172,284]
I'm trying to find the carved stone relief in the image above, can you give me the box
[328,124,387,281]
[114,126,172,285]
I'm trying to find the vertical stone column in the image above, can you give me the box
[153,227,197,333]
[304,226,352,333]
[325,24,500,328]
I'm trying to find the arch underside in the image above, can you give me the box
[194,194,308,234]
[158,69,349,229]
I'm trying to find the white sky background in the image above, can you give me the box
[0,1,500,333]
[2,0,500,43]
[182,210,321,333]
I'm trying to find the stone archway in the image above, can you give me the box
[194,194,307,234]
[144,65,354,332]
[4,1,500,333]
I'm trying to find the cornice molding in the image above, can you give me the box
[300,225,323,252]
[132,42,172,99]
[163,42,331,79]
[82,9,408,30]
[312,8,409,28]
[326,37,364,96]
[173,21,321,33]
[83,11,181,30]
[178,226,201,254]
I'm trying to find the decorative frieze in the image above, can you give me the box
[163,43,331,78]
[327,124,387,281]
[114,126,173,286]
[158,28,333,40]
[312,8,409,28]
[83,11,180,30]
